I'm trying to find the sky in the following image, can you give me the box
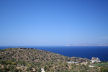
[0,0,108,46]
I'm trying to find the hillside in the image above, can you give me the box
[0,48,107,72]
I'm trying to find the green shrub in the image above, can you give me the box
[100,67,108,72]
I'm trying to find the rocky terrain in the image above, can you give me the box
[0,48,108,72]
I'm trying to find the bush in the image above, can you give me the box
[100,67,108,72]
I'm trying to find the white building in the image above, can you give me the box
[41,68,45,72]
[89,65,95,67]
[67,61,78,64]
[91,57,101,63]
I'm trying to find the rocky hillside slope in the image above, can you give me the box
[0,48,102,72]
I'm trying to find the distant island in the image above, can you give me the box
[0,48,108,72]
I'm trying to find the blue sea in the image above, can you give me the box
[0,46,108,61]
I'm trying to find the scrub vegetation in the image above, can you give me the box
[0,48,107,72]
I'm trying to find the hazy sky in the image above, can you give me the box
[0,0,108,46]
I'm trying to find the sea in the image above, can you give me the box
[0,46,108,61]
